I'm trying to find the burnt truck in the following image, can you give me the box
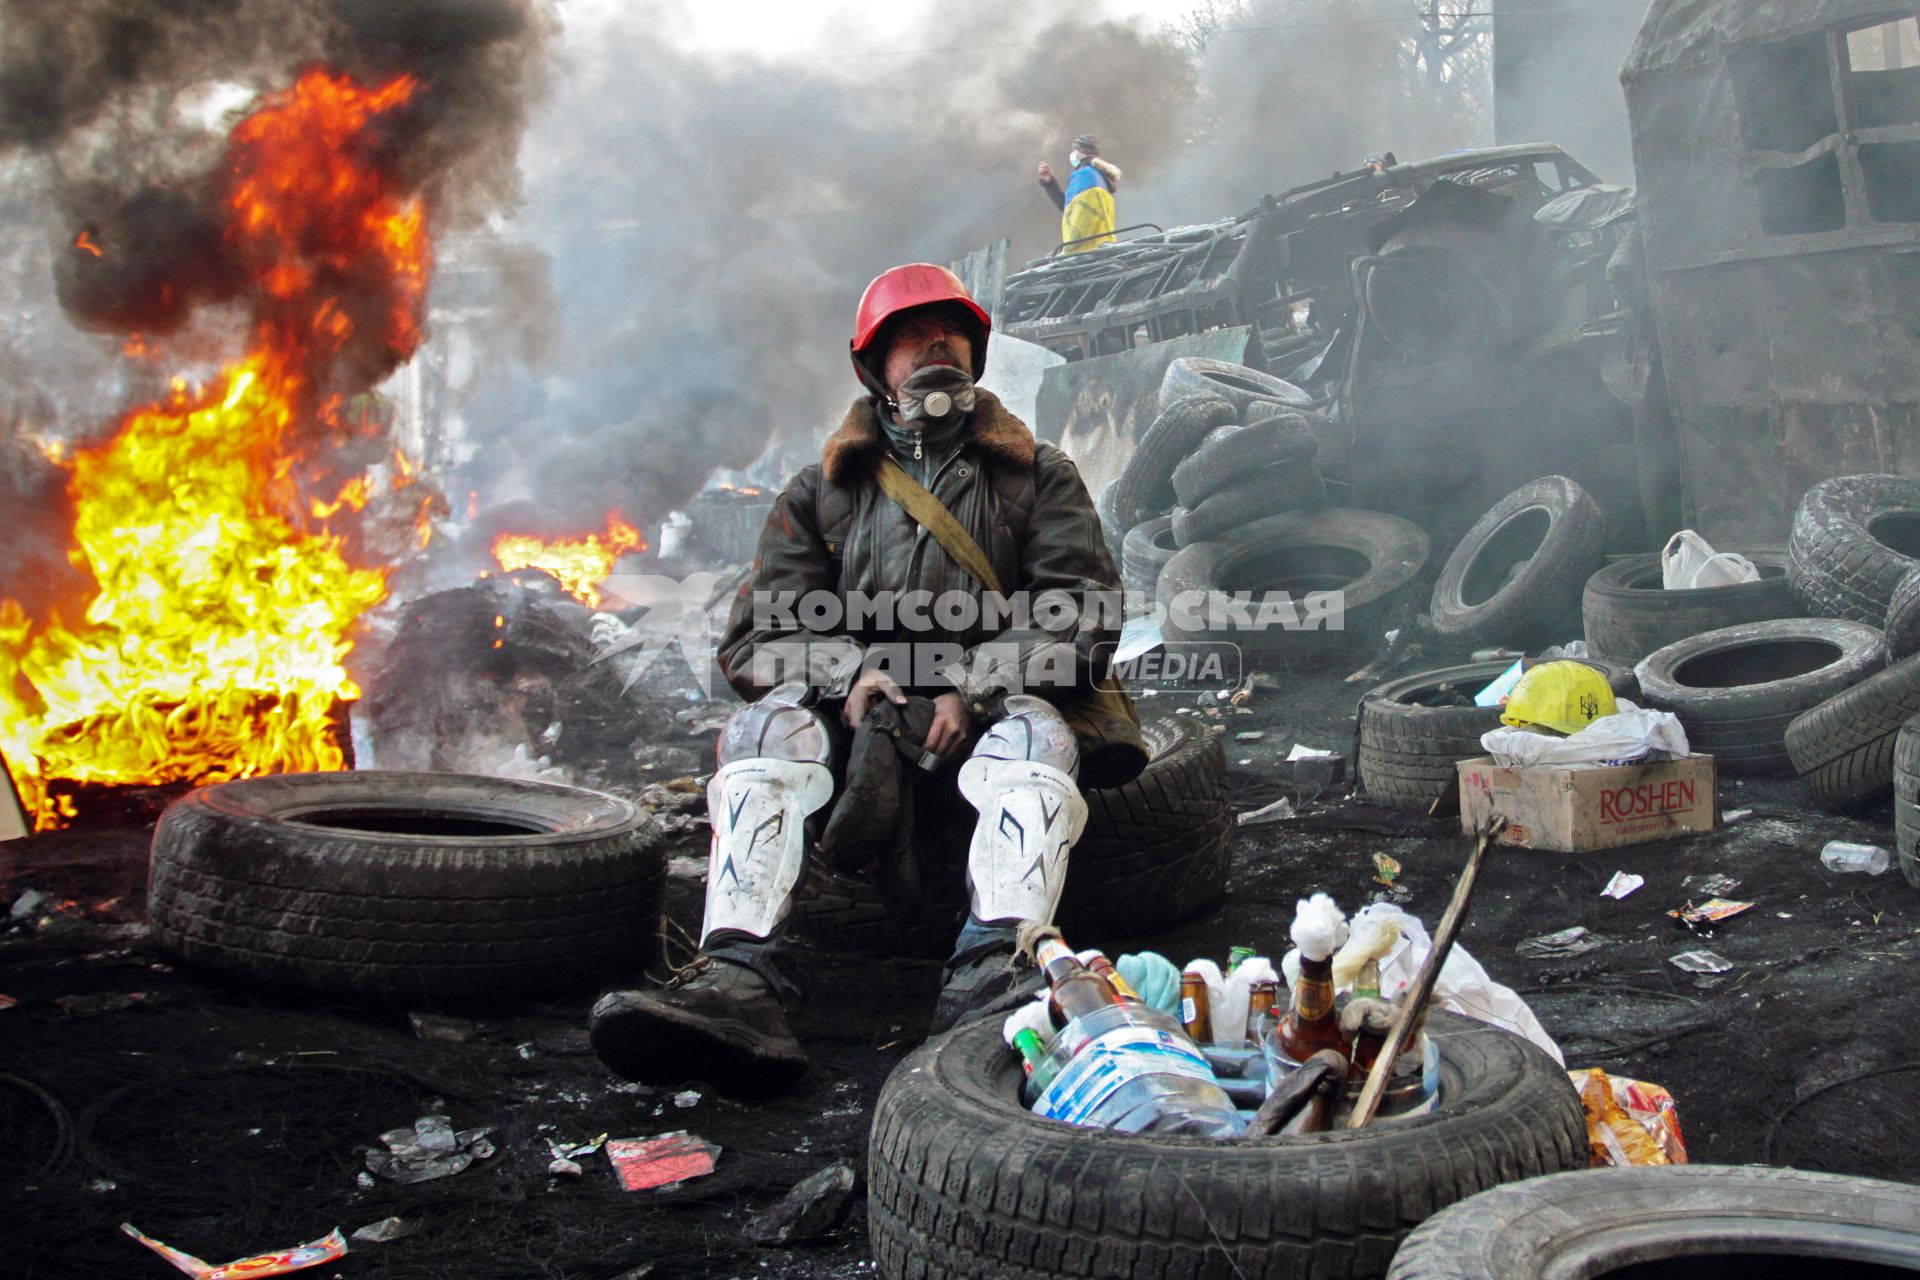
[1000,144,1667,551]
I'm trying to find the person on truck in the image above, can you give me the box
[588,264,1145,1097]
[1037,133,1121,253]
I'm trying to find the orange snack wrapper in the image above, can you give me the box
[1568,1067,1687,1168]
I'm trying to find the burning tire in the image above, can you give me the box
[1386,1166,1920,1280]
[1104,394,1238,532]
[1785,652,1920,811]
[147,772,665,1002]
[1158,356,1314,417]
[1158,508,1430,663]
[789,713,1232,957]
[1635,619,1887,777]
[1120,516,1178,598]
[1170,415,1319,508]
[1358,658,1638,813]
[1788,473,1920,624]
[1582,550,1796,664]
[868,1010,1586,1280]
[1429,476,1607,649]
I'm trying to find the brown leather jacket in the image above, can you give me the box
[717,390,1122,730]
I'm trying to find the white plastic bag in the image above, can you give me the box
[1480,700,1690,769]
[1283,904,1563,1065]
[1663,530,1759,590]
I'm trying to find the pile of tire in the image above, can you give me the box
[1428,476,1610,650]
[1102,357,1429,664]
[869,1009,1586,1280]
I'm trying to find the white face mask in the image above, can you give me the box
[1068,150,1083,167]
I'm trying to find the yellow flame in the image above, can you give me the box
[490,514,644,608]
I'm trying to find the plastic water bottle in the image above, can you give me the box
[1030,937,1245,1138]
[1821,841,1891,875]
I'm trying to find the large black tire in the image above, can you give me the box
[1583,550,1797,664]
[1171,416,1319,507]
[1358,658,1638,813]
[1635,618,1887,776]
[1121,515,1178,598]
[1159,508,1430,664]
[790,713,1232,957]
[1894,720,1920,888]
[869,1010,1587,1280]
[1785,651,1920,810]
[1170,464,1328,546]
[1387,1166,1920,1280]
[1158,356,1313,416]
[1429,476,1607,649]
[147,771,665,1002]
[1889,565,1920,662]
[1789,473,1920,624]
[1105,394,1238,531]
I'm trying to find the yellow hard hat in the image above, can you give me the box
[1500,661,1618,735]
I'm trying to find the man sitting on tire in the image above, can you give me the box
[590,264,1145,1097]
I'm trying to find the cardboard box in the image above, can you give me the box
[1457,754,1717,853]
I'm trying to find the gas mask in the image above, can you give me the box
[894,363,977,424]
[1068,149,1083,166]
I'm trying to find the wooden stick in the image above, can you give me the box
[1346,814,1506,1128]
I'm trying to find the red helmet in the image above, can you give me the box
[850,263,991,395]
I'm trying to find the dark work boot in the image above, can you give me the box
[929,925,1044,1036]
[590,956,808,1098]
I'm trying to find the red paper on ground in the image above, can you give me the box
[605,1132,719,1191]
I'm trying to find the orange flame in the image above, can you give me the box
[490,514,645,608]
[0,70,430,830]
[74,230,103,258]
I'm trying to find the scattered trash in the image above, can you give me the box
[121,1223,347,1280]
[743,1161,858,1245]
[1722,808,1753,823]
[1234,731,1265,742]
[1536,640,1592,660]
[1682,873,1742,897]
[11,887,50,919]
[1371,853,1401,887]
[1237,797,1295,827]
[549,1157,584,1179]
[1600,872,1644,900]
[54,991,147,1018]
[606,1132,720,1192]
[1481,704,1689,769]
[1820,841,1891,876]
[671,1090,701,1109]
[548,1134,608,1162]
[1570,1068,1687,1167]
[1669,950,1733,974]
[355,1171,376,1191]
[667,855,707,880]
[1516,926,1609,959]
[350,1217,419,1245]
[1669,898,1755,933]
[407,1012,476,1043]
[1471,648,1525,664]
[0,994,16,1010]
[1287,743,1338,761]
[1662,530,1758,590]
[364,1112,496,1185]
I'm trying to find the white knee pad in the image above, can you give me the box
[959,697,1089,926]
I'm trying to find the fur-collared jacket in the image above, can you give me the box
[717,389,1123,732]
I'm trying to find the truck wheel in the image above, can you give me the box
[1429,476,1607,649]
[1583,550,1796,664]
[1388,1166,1920,1280]
[1786,651,1920,810]
[790,714,1232,957]
[1359,658,1637,813]
[1158,356,1314,417]
[147,772,665,1002]
[869,1010,1586,1280]
[1635,618,1887,776]
[1789,473,1920,624]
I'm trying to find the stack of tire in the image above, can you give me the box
[1102,357,1429,666]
